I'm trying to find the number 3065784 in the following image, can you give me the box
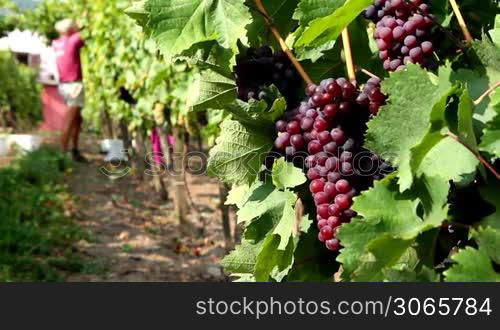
[392,297,492,316]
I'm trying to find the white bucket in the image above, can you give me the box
[0,135,8,156]
[100,139,113,153]
[102,139,128,162]
[7,134,43,153]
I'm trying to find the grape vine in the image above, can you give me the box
[127,0,500,283]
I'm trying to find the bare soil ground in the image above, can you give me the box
[65,139,229,282]
[1,132,229,282]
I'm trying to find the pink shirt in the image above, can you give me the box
[53,32,85,83]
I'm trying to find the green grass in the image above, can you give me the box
[121,244,134,253]
[0,147,100,282]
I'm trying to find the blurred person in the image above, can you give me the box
[53,18,86,162]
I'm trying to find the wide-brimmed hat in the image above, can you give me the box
[55,19,76,34]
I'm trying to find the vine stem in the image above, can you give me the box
[293,198,304,237]
[474,82,500,106]
[341,28,356,83]
[446,132,500,180]
[448,0,473,43]
[355,66,380,80]
[253,0,314,85]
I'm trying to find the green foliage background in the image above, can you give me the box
[0,148,91,282]
[0,51,41,128]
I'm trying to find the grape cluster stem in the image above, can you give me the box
[446,132,500,180]
[342,28,357,83]
[356,66,381,80]
[448,0,473,43]
[474,82,500,106]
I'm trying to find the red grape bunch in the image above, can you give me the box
[234,46,303,107]
[364,0,435,71]
[355,77,386,115]
[274,78,388,252]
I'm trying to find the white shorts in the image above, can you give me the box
[58,82,85,108]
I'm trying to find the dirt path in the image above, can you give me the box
[65,139,228,282]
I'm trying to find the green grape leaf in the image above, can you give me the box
[244,210,276,243]
[410,86,480,186]
[272,199,298,250]
[299,214,313,234]
[479,124,500,159]
[192,69,237,111]
[225,184,250,207]
[224,86,287,126]
[416,137,478,187]
[472,226,500,264]
[490,16,500,47]
[338,175,449,281]
[428,0,449,25]
[254,234,295,282]
[125,1,149,26]
[468,34,500,102]
[384,266,439,282]
[272,158,307,190]
[237,182,300,250]
[178,41,234,76]
[247,0,299,49]
[295,0,372,48]
[457,89,479,150]
[221,239,262,274]
[223,206,294,281]
[471,37,500,70]
[351,175,448,238]
[224,180,306,281]
[144,0,251,60]
[336,217,379,281]
[295,40,338,62]
[232,274,256,282]
[447,68,493,101]
[412,175,450,230]
[365,64,453,191]
[295,15,376,69]
[301,56,344,80]
[293,0,368,62]
[237,183,296,224]
[293,0,346,26]
[444,247,500,282]
[353,236,414,282]
[287,225,339,282]
[351,178,423,240]
[441,61,500,128]
[208,119,273,185]
[479,92,500,160]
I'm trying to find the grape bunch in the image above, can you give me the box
[364,0,435,71]
[355,77,386,115]
[274,78,388,252]
[234,46,303,107]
